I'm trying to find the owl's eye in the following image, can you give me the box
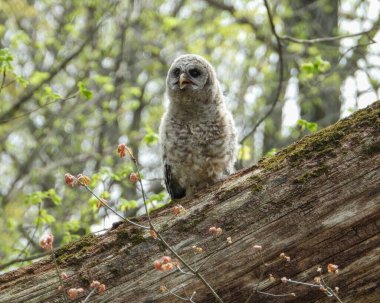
[189,69,201,78]
[172,68,181,77]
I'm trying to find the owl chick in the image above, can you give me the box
[159,54,237,199]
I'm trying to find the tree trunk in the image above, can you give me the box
[0,101,379,303]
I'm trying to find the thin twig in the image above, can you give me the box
[257,291,295,297]
[0,93,79,123]
[195,251,218,273]
[81,183,149,230]
[0,70,6,94]
[196,240,227,273]
[280,28,375,44]
[177,265,196,276]
[82,287,97,303]
[153,222,224,303]
[243,249,268,303]
[15,204,43,261]
[166,286,197,302]
[2,79,16,88]
[0,227,110,272]
[190,291,196,301]
[255,250,267,292]
[51,249,68,302]
[239,0,285,145]
[286,278,321,288]
[0,252,49,271]
[168,288,191,301]
[320,273,344,302]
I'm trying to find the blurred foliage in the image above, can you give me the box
[0,0,379,271]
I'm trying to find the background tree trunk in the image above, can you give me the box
[0,101,379,303]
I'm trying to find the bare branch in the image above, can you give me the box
[0,70,6,94]
[280,27,376,44]
[0,93,79,124]
[239,0,285,145]
[0,252,48,271]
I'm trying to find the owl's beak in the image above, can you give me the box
[179,73,192,89]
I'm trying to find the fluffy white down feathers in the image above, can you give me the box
[159,54,237,199]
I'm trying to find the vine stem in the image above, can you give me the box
[129,153,224,303]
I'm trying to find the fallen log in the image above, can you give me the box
[0,101,379,303]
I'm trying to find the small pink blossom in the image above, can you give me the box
[39,234,54,251]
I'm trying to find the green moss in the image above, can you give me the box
[56,234,98,265]
[361,140,380,157]
[260,102,380,171]
[251,182,263,192]
[293,164,329,184]
[249,175,264,192]
[116,227,145,245]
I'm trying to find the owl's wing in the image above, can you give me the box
[164,159,186,199]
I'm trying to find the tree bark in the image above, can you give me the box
[0,101,379,303]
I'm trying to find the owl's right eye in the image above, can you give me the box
[172,68,181,77]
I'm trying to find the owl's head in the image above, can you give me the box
[166,54,218,102]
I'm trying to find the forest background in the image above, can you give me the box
[0,0,379,272]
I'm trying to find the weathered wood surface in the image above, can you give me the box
[0,101,379,303]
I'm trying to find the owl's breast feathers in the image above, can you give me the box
[162,111,236,189]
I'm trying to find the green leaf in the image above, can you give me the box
[127,100,141,110]
[315,56,331,73]
[265,148,278,157]
[300,56,330,78]
[61,231,80,245]
[162,16,179,31]
[129,87,141,97]
[47,189,62,205]
[238,145,251,161]
[63,219,81,232]
[30,71,49,85]
[11,31,31,47]
[119,198,138,211]
[297,119,318,133]
[88,197,99,212]
[300,62,314,74]
[35,209,55,225]
[94,75,114,92]
[143,127,159,145]
[25,191,46,205]
[25,189,61,206]
[78,81,93,100]
[100,191,110,199]
[0,48,14,73]
[15,74,29,87]
[42,86,62,101]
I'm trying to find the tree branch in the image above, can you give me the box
[280,27,376,44]
[0,252,48,271]
[239,0,284,144]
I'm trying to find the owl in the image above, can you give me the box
[159,54,237,199]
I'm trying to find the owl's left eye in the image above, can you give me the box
[172,68,181,77]
[189,69,201,78]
